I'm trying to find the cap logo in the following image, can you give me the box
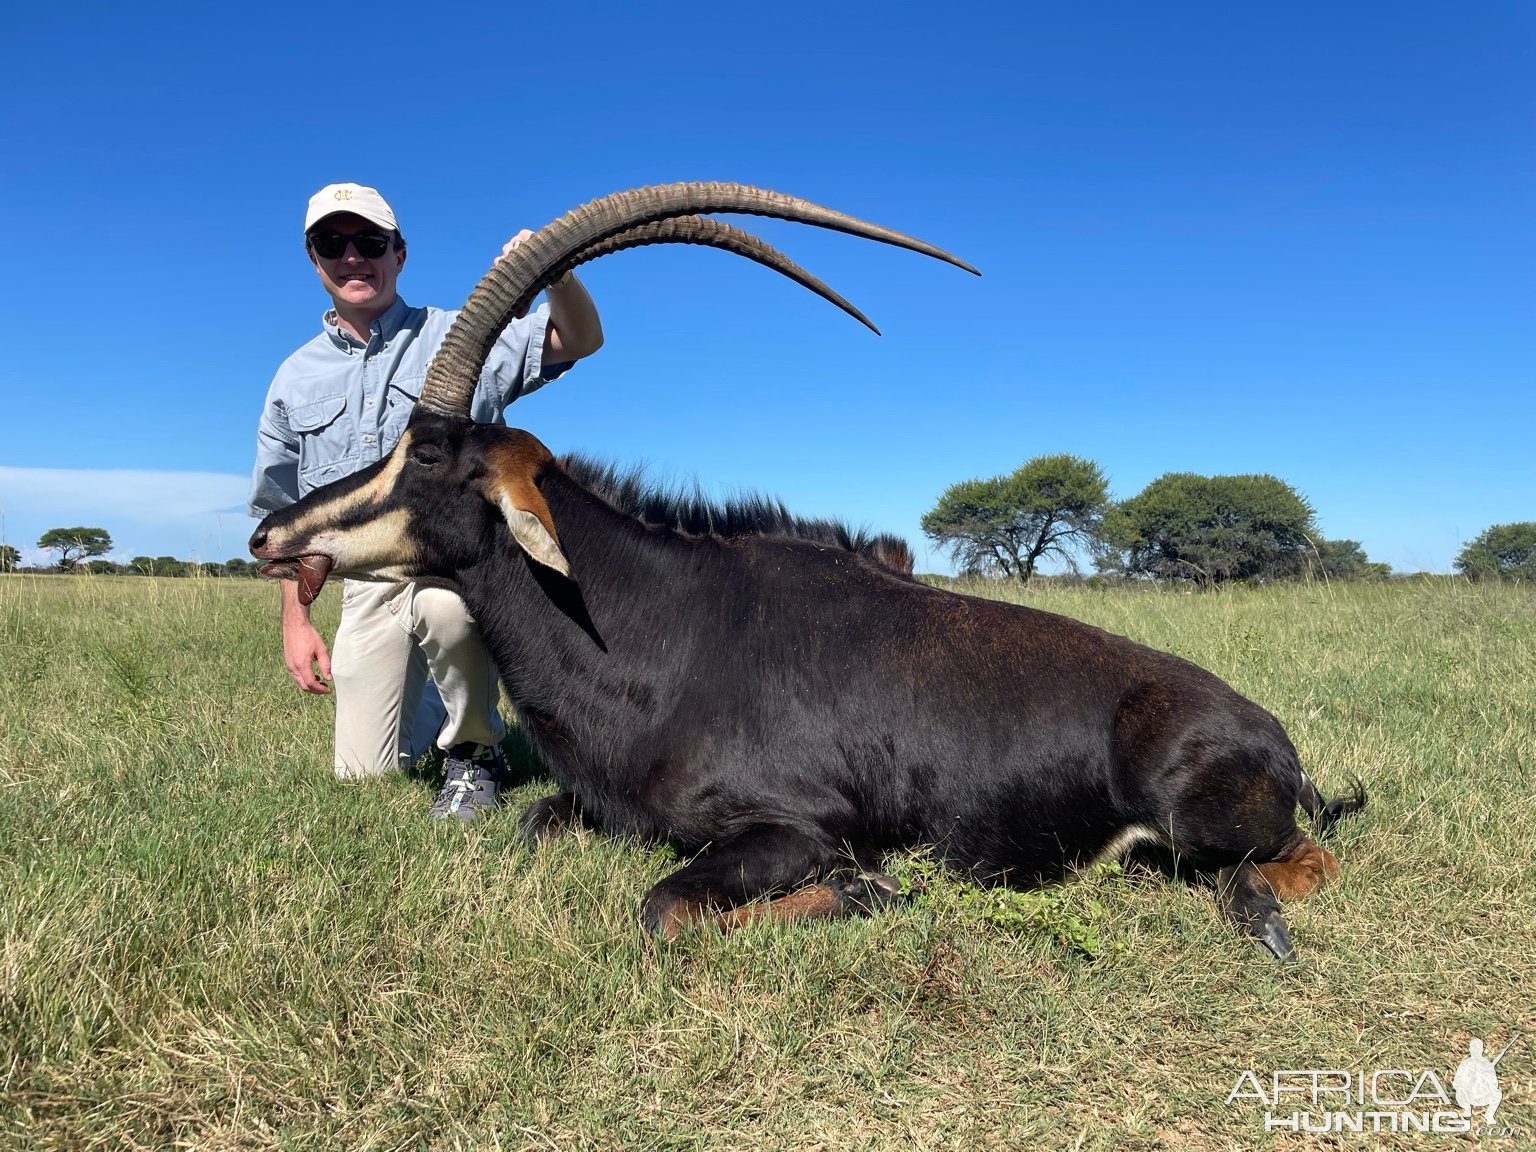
[334,189,353,201]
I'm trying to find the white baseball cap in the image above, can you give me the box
[304,182,399,234]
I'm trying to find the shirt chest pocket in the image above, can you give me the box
[382,376,423,450]
[287,393,356,490]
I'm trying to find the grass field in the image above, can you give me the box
[1,573,1533,1150]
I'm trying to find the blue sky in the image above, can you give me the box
[2,2,1530,573]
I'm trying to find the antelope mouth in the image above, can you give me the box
[258,554,334,605]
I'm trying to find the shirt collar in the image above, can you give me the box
[322,295,412,351]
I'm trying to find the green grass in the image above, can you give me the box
[1,573,1533,1150]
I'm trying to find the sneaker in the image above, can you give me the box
[429,742,509,822]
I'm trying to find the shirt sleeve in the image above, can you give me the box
[249,387,300,518]
[476,303,575,414]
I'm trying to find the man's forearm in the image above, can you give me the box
[280,578,311,629]
[546,275,604,360]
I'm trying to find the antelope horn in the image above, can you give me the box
[520,215,878,335]
[416,182,979,416]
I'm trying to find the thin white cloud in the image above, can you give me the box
[0,466,253,565]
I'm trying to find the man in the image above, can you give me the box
[250,182,603,820]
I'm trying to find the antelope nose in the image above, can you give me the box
[249,526,268,552]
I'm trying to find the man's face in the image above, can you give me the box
[307,212,406,316]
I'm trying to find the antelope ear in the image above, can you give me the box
[479,429,571,577]
[495,491,570,576]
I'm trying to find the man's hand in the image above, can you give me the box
[283,618,332,694]
[500,229,535,260]
[496,227,603,357]
[280,581,332,694]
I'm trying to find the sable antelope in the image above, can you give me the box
[252,182,1362,961]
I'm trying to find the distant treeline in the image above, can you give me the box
[0,528,267,578]
[5,499,1532,587]
[4,556,264,578]
[921,455,1535,587]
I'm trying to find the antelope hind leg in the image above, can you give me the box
[639,824,902,941]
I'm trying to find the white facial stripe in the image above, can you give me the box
[291,507,417,574]
[365,432,410,505]
[337,507,415,571]
[283,432,412,541]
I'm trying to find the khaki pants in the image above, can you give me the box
[329,580,506,778]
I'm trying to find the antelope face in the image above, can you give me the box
[250,414,569,603]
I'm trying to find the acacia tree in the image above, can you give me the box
[1455,522,1536,582]
[0,544,19,573]
[37,526,113,572]
[1099,473,1316,588]
[1309,538,1390,581]
[922,454,1110,582]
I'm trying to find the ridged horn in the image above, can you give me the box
[415,182,979,416]
[536,216,877,334]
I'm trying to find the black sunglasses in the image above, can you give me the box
[307,229,393,260]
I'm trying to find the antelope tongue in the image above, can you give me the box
[296,555,333,606]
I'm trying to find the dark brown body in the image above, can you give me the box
[254,420,1363,961]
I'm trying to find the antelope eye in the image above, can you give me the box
[410,444,443,467]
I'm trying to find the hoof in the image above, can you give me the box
[1218,861,1301,963]
[1253,910,1298,964]
[517,793,578,847]
[831,872,906,915]
[638,892,696,943]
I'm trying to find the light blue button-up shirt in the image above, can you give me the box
[250,296,569,516]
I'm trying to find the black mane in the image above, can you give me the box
[557,453,915,575]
